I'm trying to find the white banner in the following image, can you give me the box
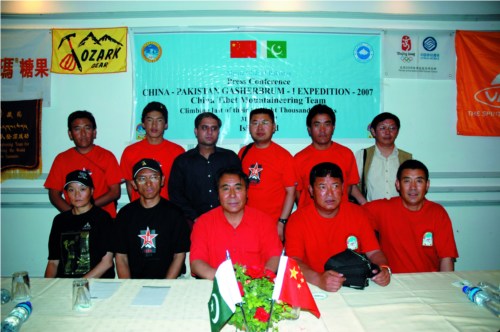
[1,29,52,106]
[384,30,455,80]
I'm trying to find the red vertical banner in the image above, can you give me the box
[456,30,500,136]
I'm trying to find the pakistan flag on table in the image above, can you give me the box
[208,259,242,332]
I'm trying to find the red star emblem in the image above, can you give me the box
[138,226,158,248]
[248,162,263,181]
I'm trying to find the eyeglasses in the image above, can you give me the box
[376,125,398,132]
[135,175,161,184]
[250,120,272,127]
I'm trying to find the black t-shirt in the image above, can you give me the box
[47,206,115,278]
[114,198,191,279]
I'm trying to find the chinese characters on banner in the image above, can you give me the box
[1,99,42,181]
[51,27,127,74]
[1,29,52,106]
[384,30,455,80]
[455,30,500,136]
[133,30,382,142]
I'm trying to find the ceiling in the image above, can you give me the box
[2,1,500,21]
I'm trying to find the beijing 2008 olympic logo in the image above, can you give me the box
[142,41,162,63]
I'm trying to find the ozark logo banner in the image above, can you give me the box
[51,27,127,74]
[456,30,500,136]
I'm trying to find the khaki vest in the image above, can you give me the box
[359,145,412,196]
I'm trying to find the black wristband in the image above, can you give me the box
[278,218,288,225]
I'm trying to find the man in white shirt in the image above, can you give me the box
[350,112,412,204]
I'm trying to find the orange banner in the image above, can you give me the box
[456,30,500,136]
[51,27,127,74]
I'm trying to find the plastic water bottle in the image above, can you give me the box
[478,281,500,301]
[462,286,500,317]
[1,289,11,304]
[1,301,32,332]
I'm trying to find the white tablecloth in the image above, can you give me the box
[1,271,499,331]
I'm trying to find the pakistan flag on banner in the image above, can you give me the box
[208,259,242,332]
[266,41,286,58]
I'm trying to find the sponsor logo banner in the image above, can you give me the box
[384,30,455,80]
[456,30,500,136]
[1,29,52,106]
[132,31,381,142]
[51,27,127,74]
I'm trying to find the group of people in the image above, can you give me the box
[43,101,458,292]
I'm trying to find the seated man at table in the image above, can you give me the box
[114,159,191,279]
[45,170,115,279]
[364,159,459,273]
[190,168,283,280]
[285,162,391,292]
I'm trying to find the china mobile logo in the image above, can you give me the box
[401,35,412,51]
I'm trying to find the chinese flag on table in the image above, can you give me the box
[272,256,321,318]
[230,40,257,58]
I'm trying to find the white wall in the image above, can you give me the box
[2,1,500,276]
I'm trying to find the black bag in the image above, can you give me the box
[324,249,379,290]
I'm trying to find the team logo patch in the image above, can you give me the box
[346,235,358,250]
[138,226,158,255]
[422,232,433,246]
[142,41,162,63]
[248,162,263,184]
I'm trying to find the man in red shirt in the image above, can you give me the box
[120,101,185,201]
[190,168,283,280]
[364,160,459,273]
[44,111,122,218]
[238,108,297,241]
[294,104,359,208]
[285,162,390,292]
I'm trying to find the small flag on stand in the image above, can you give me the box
[208,259,242,332]
[272,256,321,318]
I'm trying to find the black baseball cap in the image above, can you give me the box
[64,170,94,189]
[132,158,162,178]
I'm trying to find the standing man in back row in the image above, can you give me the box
[168,112,241,225]
[120,101,185,202]
[44,110,122,218]
[238,108,297,241]
[294,104,359,208]
[350,112,412,204]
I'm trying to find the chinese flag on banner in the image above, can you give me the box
[230,40,257,58]
[455,30,500,136]
[272,256,320,318]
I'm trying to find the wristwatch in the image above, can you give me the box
[278,218,288,225]
[380,264,392,276]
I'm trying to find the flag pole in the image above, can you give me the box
[266,299,275,332]
[266,249,285,331]
[238,303,252,332]
[227,250,251,332]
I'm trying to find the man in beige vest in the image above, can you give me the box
[351,112,412,204]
